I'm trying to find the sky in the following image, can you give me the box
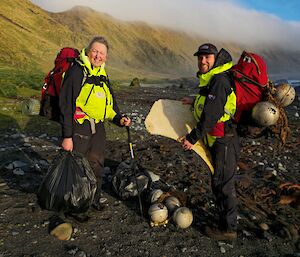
[30,0,300,50]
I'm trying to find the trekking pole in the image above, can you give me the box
[126,126,144,217]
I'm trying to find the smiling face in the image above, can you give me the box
[87,42,108,67]
[198,54,215,74]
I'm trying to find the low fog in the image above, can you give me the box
[31,0,300,50]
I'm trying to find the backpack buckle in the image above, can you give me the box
[243,56,251,63]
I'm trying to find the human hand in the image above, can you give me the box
[62,138,73,151]
[120,116,131,126]
[181,96,193,105]
[178,136,193,151]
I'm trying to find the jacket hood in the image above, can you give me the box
[197,48,233,87]
[214,48,232,68]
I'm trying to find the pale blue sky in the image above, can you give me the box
[30,0,300,50]
[237,0,300,21]
[31,0,300,22]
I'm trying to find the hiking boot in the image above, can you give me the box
[205,226,237,241]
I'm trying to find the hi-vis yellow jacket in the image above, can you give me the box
[59,49,121,138]
[190,60,236,147]
[75,49,117,124]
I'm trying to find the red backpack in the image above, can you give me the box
[230,51,269,123]
[39,47,80,121]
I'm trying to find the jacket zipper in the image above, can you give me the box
[84,85,95,106]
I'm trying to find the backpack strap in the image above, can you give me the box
[232,69,266,88]
[84,75,107,86]
[81,69,87,87]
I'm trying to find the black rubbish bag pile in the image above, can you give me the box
[112,160,151,200]
[37,151,97,213]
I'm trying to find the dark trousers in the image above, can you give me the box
[72,120,106,185]
[210,132,240,232]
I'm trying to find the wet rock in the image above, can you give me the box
[23,137,30,143]
[220,246,226,253]
[181,247,187,253]
[262,231,273,241]
[130,77,140,87]
[147,171,160,182]
[242,230,252,237]
[259,223,269,231]
[257,162,265,172]
[11,133,23,139]
[39,160,49,166]
[12,168,25,176]
[21,98,40,115]
[278,166,288,172]
[6,160,28,170]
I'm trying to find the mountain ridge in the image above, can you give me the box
[0,0,299,85]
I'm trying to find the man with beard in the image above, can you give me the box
[181,43,239,241]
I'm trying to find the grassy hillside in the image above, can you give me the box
[0,0,75,95]
[0,0,202,89]
[48,6,203,79]
[1,0,300,96]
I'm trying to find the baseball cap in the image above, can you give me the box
[193,43,218,56]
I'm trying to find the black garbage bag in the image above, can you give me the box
[112,160,151,200]
[37,151,97,213]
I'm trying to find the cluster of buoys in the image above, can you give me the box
[251,83,296,127]
[148,189,193,229]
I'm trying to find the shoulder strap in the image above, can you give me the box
[81,69,87,87]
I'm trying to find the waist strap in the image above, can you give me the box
[74,107,96,134]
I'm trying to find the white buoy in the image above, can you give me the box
[274,83,295,107]
[164,196,181,213]
[252,101,280,126]
[150,189,164,203]
[148,203,168,223]
[173,207,193,229]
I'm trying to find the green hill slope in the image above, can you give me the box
[0,0,203,88]
[46,6,205,79]
[1,0,300,96]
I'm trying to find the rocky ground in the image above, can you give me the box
[0,85,299,257]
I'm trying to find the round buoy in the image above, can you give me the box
[148,203,168,223]
[252,101,280,126]
[274,83,295,107]
[173,207,193,229]
[164,196,181,213]
[150,189,164,203]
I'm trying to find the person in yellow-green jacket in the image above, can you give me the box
[59,36,131,217]
[181,43,239,241]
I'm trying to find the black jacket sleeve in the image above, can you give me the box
[59,64,84,138]
[186,73,232,144]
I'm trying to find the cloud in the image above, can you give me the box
[31,0,300,50]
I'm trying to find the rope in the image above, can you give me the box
[156,190,187,206]
[264,81,290,147]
